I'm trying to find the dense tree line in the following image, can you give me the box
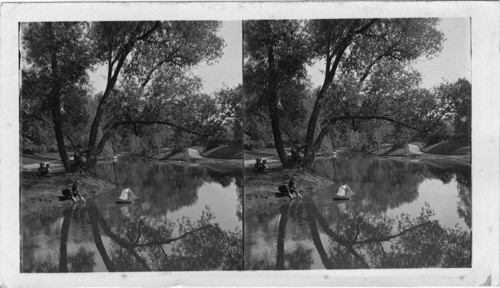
[21,21,240,172]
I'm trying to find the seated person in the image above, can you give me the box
[277,177,302,199]
[261,159,270,173]
[61,180,85,203]
[37,162,46,176]
[37,162,52,177]
[288,177,302,199]
[253,158,262,172]
[254,158,270,173]
[278,181,292,199]
[45,163,52,177]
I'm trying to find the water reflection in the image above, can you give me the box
[245,155,471,269]
[22,160,243,272]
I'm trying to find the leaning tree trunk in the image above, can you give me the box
[268,95,291,168]
[266,45,292,168]
[48,23,71,171]
[85,128,115,173]
[85,81,117,172]
[303,34,353,168]
[85,49,127,172]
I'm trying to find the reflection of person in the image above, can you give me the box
[61,180,85,203]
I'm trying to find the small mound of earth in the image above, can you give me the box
[422,141,470,155]
[244,164,334,215]
[201,144,243,159]
[21,171,115,219]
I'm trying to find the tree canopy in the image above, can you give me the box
[21,21,233,171]
[244,18,448,168]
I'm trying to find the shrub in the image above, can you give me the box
[426,125,450,146]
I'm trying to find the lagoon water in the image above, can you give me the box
[21,158,243,272]
[245,155,471,270]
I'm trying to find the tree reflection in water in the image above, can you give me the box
[22,160,243,272]
[255,200,471,270]
[313,156,470,215]
[47,202,242,272]
[248,156,471,270]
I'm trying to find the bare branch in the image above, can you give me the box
[354,19,377,34]
[353,221,433,245]
[136,21,161,41]
[322,114,443,133]
[135,225,212,247]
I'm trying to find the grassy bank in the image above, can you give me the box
[21,171,115,220]
[366,141,471,164]
[244,161,334,216]
[421,141,470,155]
[201,144,243,159]
[147,145,243,164]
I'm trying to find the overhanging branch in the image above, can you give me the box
[135,224,212,247]
[111,120,212,136]
[323,114,443,133]
[353,221,433,245]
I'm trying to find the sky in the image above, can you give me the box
[90,18,469,94]
[191,21,242,94]
[413,18,471,89]
[90,21,242,95]
[307,18,472,90]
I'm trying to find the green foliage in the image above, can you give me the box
[215,85,244,143]
[346,130,363,150]
[205,134,228,151]
[105,67,241,154]
[244,20,311,161]
[23,22,94,85]
[244,19,446,166]
[244,20,310,85]
[426,123,450,146]
[127,135,144,154]
[22,21,228,170]
[21,22,94,157]
[68,248,96,272]
[435,79,471,142]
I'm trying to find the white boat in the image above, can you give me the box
[116,188,140,204]
[333,184,357,200]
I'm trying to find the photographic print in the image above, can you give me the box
[243,18,472,270]
[19,20,243,272]
[1,1,498,287]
